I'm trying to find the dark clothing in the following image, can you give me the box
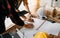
[10,15,24,26]
[3,33,12,38]
[8,0,24,26]
[0,0,24,33]
[0,16,5,34]
[0,0,7,34]
[18,10,28,16]
[10,10,28,26]
[0,33,12,38]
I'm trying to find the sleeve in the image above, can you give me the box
[10,14,24,26]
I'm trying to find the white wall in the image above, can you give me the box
[18,0,36,12]
[19,0,60,11]
[53,0,60,7]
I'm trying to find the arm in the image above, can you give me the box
[23,0,31,14]
[34,0,40,12]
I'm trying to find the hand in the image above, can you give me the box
[27,18,34,22]
[24,24,34,28]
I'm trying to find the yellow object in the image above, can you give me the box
[34,32,50,38]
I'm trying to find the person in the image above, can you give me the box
[8,0,34,29]
[13,0,33,21]
[0,0,33,34]
[0,0,9,34]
